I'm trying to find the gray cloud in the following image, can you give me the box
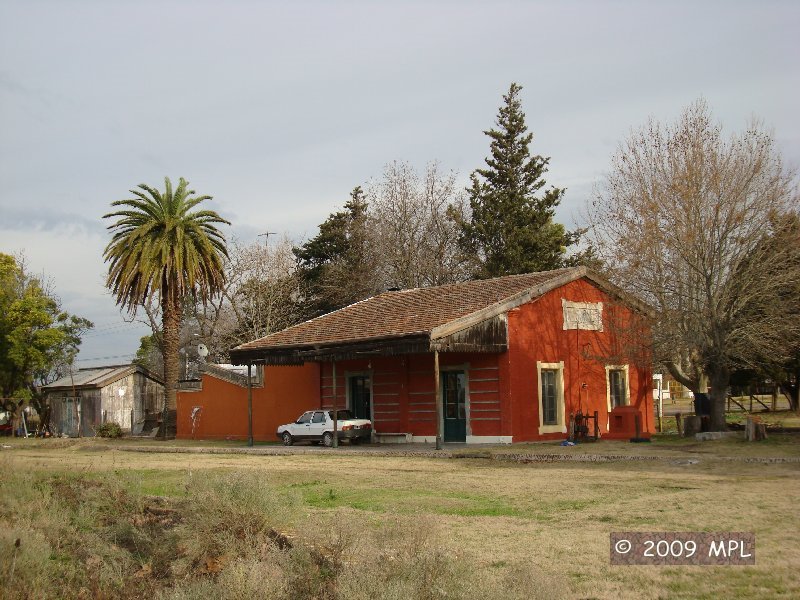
[0,207,104,234]
[1,0,798,362]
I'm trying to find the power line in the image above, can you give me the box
[82,324,145,338]
[75,353,136,363]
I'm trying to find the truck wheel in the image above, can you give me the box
[281,431,293,446]
[323,432,334,447]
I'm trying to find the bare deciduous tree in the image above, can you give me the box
[369,161,470,289]
[194,236,302,361]
[134,236,302,369]
[588,99,800,430]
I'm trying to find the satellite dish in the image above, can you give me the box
[197,343,209,358]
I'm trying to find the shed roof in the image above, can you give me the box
[230,266,646,365]
[42,364,163,391]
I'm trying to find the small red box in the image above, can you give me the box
[605,406,650,440]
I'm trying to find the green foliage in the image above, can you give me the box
[103,177,230,313]
[134,333,164,378]
[103,177,230,426]
[95,421,123,438]
[0,253,93,412]
[293,186,377,317]
[456,83,579,278]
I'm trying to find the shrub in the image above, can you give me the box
[95,422,123,438]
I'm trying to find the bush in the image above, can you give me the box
[95,422,123,438]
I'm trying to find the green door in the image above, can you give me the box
[349,375,371,420]
[442,371,467,442]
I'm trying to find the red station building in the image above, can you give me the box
[178,267,653,443]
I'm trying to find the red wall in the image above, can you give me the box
[318,353,501,439]
[507,279,653,442]
[176,363,320,441]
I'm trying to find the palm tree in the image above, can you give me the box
[103,177,229,438]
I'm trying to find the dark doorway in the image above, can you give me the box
[442,370,467,442]
[349,375,371,420]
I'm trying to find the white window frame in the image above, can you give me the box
[562,299,603,331]
[537,361,566,435]
[605,364,630,413]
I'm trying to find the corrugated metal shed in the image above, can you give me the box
[43,365,163,391]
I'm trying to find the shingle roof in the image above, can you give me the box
[234,268,579,352]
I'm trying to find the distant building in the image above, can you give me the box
[43,365,164,436]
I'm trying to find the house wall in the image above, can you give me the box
[175,363,320,441]
[50,389,101,436]
[98,372,163,433]
[319,352,504,442]
[507,278,653,442]
[101,374,136,430]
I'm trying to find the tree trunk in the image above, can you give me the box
[161,296,181,439]
[708,367,729,431]
[781,365,800,412]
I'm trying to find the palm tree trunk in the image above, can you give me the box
[161,296,181,439]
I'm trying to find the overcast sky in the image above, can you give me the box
[1,0,798,367]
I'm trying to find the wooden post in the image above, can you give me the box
[332,362,338,448]
[247,363,253,447]
[675,412,683,436]
[745,416,767,442]
[683,415,702,437]
[435,350,443,450]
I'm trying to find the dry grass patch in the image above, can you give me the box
[2,443,799,599]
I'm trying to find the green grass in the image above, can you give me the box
[298,483,525,518]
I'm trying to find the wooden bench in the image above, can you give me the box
[374,432,413,444]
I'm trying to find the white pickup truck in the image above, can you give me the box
[277,409,372,446]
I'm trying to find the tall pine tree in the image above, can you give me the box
[293,187,378,317]
[458,83,577,278]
